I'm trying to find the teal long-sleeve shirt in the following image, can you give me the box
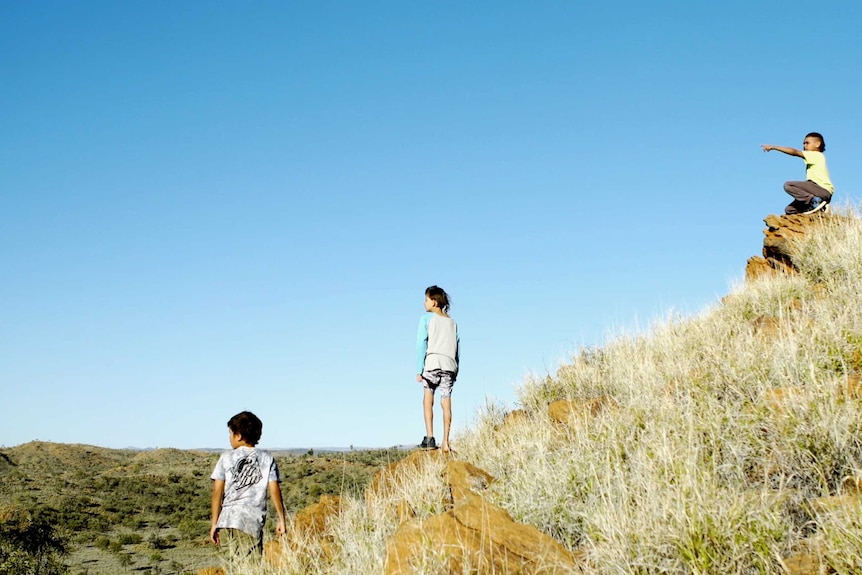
[416,312,460,375]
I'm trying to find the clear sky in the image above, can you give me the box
[2,1,860,450]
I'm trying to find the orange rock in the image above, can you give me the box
[839,373,862,400]
[264,494,343,567]
[745,255,785,281]
[809,493,862,513]
[751,315,781,337]
[366,449,440,504]
[502,409,528,426]
[747,212,837,281]
[781,551,823,575]
[384,515,475,575]
[443,460,494,495]
[763,387,801,413]
[264,538,287,568]
[379,454,580,574]
[293,494,341,538]
[396,500,415,523]
[840,474,862,495]
[548,396,615,425]
[384,489,580,575]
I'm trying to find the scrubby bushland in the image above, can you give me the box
[0,507,69,575]
[0,444,409,574]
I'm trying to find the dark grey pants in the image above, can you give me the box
[783,180,832,214]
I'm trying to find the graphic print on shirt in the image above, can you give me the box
[230,452,262,493]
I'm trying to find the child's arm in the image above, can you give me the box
[268,480,287,537]
[761,144,804,157]
[416,314,430,382]
[210,479,225,545]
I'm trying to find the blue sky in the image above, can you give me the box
[2,1,860,450]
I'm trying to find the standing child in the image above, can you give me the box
[762,132,834,215]
[416,285,460,453]
[210,411,286,560]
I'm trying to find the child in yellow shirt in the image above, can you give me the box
[762,132,834,215]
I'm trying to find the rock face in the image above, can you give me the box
[383,459,581,575]
[367,450,441,505]
[264,494,343,567]
[745,213,833,280]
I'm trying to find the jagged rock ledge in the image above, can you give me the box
[745,212,835,280]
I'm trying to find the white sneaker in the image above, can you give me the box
[803,200,829,214]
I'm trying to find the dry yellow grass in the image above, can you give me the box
[242,205,862,574]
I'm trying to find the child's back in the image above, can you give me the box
[212,445,277,537]
[210,411,286,558]
[422,313,459,374]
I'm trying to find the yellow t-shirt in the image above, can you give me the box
[802,151,834,193]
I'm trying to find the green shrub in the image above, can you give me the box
[0,507,69,575]
[117,532,143,545]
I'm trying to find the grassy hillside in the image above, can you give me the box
[7,209,862,574]
[0,442,408,574]
[258,207,862,574]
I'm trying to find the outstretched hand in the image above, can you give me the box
[761,145,773,152]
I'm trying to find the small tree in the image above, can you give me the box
[0,507,69,575]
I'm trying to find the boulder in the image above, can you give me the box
[265,494,343,567]
[443,460,494,496]
[839,373,862,400]
[293,494,342,538]
[780,550,824,575]
[548,396,615,425]
[501,409,528,427]
[746,213,835,280]
[383,459,581,574]
[384,489,580,575]
[367,449,441,504]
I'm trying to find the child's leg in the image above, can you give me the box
[423,388,435,438]
[784,181,830,214]
[441,396,452,452]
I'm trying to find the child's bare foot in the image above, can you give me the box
[441,443,453,454]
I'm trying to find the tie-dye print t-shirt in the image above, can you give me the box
[211,446,281,539]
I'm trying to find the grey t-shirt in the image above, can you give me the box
[211,446,280,539]
[417,312,459,375]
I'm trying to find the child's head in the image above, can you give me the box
[804,132,826,152]
[424,285,451,313]
[227,411,263,446]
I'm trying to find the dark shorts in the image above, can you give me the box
[421,369,456,398]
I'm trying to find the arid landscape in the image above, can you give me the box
[0,441,408,574]
[6,210,862,575]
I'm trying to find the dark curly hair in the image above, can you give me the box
[227,411,263,445]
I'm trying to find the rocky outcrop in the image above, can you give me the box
[745,213,833,280]
[383,459,581,575]
[264,494,343,567]
[366,450,442,506]
[266,451,581,574]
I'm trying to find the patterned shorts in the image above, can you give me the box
[421,369,456,398]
